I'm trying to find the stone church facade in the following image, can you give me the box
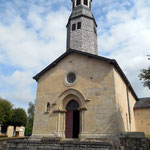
[32,0,141,142]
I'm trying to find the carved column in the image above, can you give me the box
[53,109,67,138]
[78,107,87,139]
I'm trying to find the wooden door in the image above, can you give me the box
[73,110,80,138]
[65,110,73,138]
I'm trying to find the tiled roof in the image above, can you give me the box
[134,97,150,109]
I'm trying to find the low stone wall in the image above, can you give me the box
[0,133,150,150]
[0,137,29,150]
[4,138,150,150]
[7,139,115,150]
[119,133,149,150]
[0,141,6,150]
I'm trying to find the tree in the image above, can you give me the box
[25,102,35,135]
[0,98,28,135]
[12,108,27,127]
[11,108,27,136]
[27,102,35,128]
[0,98,13,126]
[139,56,150,89]
[0,107,5,125]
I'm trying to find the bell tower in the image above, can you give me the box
[66,0,98,55]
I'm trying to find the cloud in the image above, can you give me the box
[0,6,70,70]
[0,70,35,110]
[96,0,150,97]
[0,1,70,109]
[0,0,150,110]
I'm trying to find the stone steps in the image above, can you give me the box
[7,139,115,150]
[0,134,150,150]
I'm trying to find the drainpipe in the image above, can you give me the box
[126,86,131,131]
[126,113,129,132]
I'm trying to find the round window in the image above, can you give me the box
[67,72,76,83]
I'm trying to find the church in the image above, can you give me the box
[32,0,138,142]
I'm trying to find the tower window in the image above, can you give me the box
[72,24,76,31]
[77,22,81,29]
[76,0,81,6]
[94,26,97,35]
[84,0,88,6]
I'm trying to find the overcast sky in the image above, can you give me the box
[0,0,150,110]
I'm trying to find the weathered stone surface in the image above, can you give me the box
[0,137,149,150]
[32,53,138,140]
[6,139,114,150]
[0,141,7,150]
[119,132,149,150]
[134,107,150,136]
[32,54,120,140]
[67,4,98,55]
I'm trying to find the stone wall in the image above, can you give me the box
[119,132,149,150]
[134,108,150,136]
[33,53,119,139]
[0,141,7,150]
[0,135,150,150]
[6,139,115,150]
[113,67,136,132]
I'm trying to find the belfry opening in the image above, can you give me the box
[65,100,80,139]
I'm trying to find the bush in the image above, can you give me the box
[25,128,32,136]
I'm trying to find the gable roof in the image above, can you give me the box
[134,97,150,109]
[33,49,138,101]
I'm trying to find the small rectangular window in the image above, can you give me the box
[77,22,81,29]
[94,26,97,35]
[72,24,76,31]
[77,0,81,6]
[84,0,88,6]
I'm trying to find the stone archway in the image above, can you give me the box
[65,100,80,138]
[55,89,88,139]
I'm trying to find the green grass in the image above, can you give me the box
[0,136,29,141]
[0,135,7,138]
[146,134,150,140]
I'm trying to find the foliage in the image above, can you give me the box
[139,67,150,89]
[27,102,35,127]
[25,102,35,135]
[0,108,5,124]
[25,128,32,136]
[0,98,13,125]
[11,108,27,127]
[0,98,27,136]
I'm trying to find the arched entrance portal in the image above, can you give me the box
[65,100,80,138]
